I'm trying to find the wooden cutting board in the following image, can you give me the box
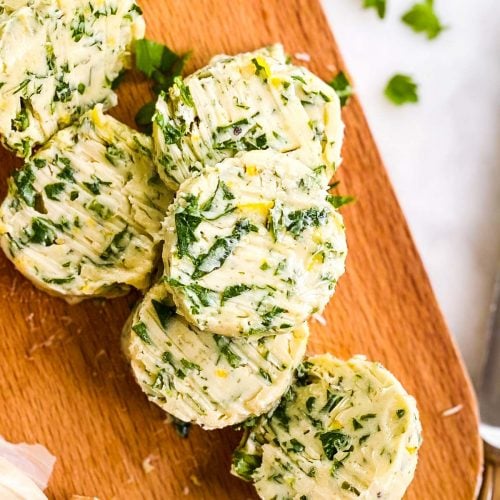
[0,1,482,498]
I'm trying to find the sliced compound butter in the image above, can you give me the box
[232,354,422,500]
[122,281,309,429]
[0,0,145,156]
[162,150,347,337]
[152,44,343,189]
[0,105,173,302]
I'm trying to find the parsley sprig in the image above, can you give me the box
[402,0,445,40]
[384,74,419,105]
[134,39,191,132]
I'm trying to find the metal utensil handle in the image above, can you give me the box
[478,274,500,427]
[478,442,500,500]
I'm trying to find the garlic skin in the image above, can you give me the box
[0,436,56,499]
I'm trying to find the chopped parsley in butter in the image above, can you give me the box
[152,44,344,189]
[232,354,422,499]
[162,150,347,337]
[122,281,309,429]
[0,0,144,156]
[0,105,173,301]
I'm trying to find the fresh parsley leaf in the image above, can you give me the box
[44,182,66,201]
[363,0,386,19]
[175,76,194,106]
[56,159,75,182]
[13,166,36,207]
[175,210,201,257]
[135,102,156,134]
[352,418,363,430]
[232,451,262,481]
[328,71,353,107]
[272,389,294,431]
[285,208,329,237]
[111,69,126,90]
[214,335,242,368]
[321,390,344,413]
[27,218,56,246]
[221,284,251,304]
[319,431,351,460]
[327,194,356,209]
[105,144,126,166]
[267,200,283,241]
[261,305,287,328]
[192,219,253,278]
[180,358,201,371]
[289,438,305,453]
[168,280,217,314]
[135,39,179,78]
[101,227,131,260]
[154,111,186,144]
[54,78,72,103]
[401,0,445,40]
[341,482,361,496]
[12,105,29,132]
[384,74,419,105]
[83,175,111,195]
[152,299,176,328]
[87,199,113,220]
[175,196,203,258]
[306,396,316,413]
[70,13,87,42]
[134,39,191,131]
[132,321,152,344]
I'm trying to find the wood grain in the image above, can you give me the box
[0,1,482,499]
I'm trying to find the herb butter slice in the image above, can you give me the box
[0,105,173,302]
[163,150,347,337]
[122,281,309,429]
[232,354,422,500]
[0,0,145,157]
[152,44,343,189]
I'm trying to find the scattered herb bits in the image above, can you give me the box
[0,0,145,156]
[122,282,309,429]
[401,0,445,40]
[152,44,344,189]
[162,150,347,337]
[384,74,419,105]
[0,105,173,302]
[231,354,422,499]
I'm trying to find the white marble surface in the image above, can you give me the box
[321,0,500,382]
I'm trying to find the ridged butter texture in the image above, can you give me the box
[0,0,145,156]
[153,44,343,189]
[0,105,173,301]
[232,354,422,500]
[163,150,347,337]
[122,281,309,429]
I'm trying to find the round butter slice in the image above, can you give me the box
[163,150,347,337]
[0,0,145,156]
[0,105,173,302]
[232,354,422,500]
[122,282,309,429]
[152,44,343,189]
